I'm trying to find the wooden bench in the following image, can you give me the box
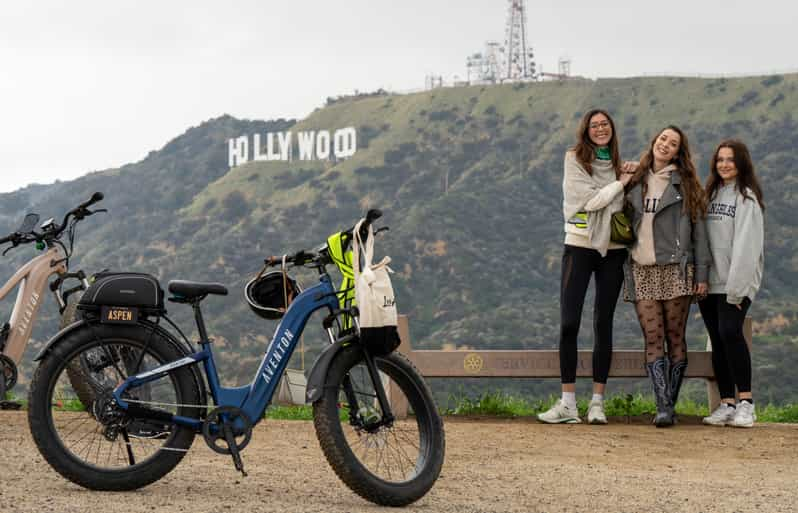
[389,315,752,416]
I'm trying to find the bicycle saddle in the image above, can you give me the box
[168,280,228,299]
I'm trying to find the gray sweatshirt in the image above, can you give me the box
[706,184,764,304]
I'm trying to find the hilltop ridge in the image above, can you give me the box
[2,75,797,402]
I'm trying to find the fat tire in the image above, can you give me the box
[312,347,445,506]
[28,323,200,490]
[59,297,96,408]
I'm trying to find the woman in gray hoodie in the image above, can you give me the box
[699,140,764,428]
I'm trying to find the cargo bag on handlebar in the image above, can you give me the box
[352,218,401,355]
[77,272,166,321]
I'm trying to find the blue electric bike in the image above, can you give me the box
[27,211,444,506]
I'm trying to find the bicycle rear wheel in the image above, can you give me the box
[312,346,445,506]
[28,324,201,490]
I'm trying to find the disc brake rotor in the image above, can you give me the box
[0,354,18,392]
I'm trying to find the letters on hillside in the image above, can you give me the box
[228,127,357,168]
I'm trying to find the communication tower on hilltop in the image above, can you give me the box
[466,42,504,84]
[504,0,536,80]
[558,57,571,78]
[484,42,505,82]
[462,0,539,84]
[425,74,444,90]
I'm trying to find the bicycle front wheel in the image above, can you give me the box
[28,324,201,490]
[312,346,445,506]
[59,294,97,409]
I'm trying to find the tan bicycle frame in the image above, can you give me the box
[0,246,67,364]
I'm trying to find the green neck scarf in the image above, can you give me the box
[595,146,611,161]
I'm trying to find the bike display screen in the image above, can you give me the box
[16,213,40,234]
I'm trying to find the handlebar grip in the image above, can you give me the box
[78,192,104,210]
[357,209,383,240]
[0,235,14,245]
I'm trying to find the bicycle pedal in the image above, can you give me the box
[228,442,247,477]
[223,423,247,477]
[232,452,247,478]
[0,400,22,410]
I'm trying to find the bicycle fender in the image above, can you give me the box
[33,319,89,361]
[305,339,348,403]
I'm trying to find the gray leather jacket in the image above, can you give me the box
[624,170,711,298]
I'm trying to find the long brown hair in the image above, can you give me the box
[571,109,621,176]
[631,125,707,221]
[706,139,765,211]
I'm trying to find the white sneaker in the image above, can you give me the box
[728,401,756,428]
[537,399,581,424]
[702,403,736,426]
[587,399,608,424]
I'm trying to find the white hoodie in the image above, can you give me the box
[705,184,764,304]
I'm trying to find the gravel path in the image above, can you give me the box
[1,411,796,513]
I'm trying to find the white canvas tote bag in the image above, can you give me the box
[352,218,400,354]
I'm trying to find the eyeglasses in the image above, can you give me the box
[589,121,610,130]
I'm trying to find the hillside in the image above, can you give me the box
[2,74,797,403]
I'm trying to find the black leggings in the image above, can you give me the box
[698,294,752,398]
[559,245,627,384]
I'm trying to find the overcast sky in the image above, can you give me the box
[1,1,794,193]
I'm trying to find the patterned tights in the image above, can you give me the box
[635,296,692,364]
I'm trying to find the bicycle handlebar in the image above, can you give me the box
[263,210,385,269]
[52,191,105,238]
[0,192,105,252]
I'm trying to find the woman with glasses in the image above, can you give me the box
[538,109,633,425]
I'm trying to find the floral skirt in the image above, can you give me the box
[624,263,695,302]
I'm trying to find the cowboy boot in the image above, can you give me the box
[646,357,674,427]
[669,359,688,424]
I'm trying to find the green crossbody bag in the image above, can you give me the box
[610,210,635,245]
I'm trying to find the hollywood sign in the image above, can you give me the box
[228,127,357,168]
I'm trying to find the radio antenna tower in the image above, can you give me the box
[504,0,536,80]
[483,41,504,83]
[558,56,571,78]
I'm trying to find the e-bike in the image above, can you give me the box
[27,210,445,506]
[0,193,105,409]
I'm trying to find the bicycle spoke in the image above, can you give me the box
[46,338,187,469]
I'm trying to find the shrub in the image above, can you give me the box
[761,75,784,87]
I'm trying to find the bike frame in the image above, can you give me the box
[0,247,69,364]
[114,273,340,430]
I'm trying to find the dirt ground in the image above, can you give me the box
[1,411,797,513]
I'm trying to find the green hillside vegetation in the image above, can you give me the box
[1,74,797,405]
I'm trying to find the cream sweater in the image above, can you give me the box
[562,151,626,255]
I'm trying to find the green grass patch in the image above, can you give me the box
[757,403,798,423]
[264,404,392,422]
[442,390,754,420]
[265,404,314,420]
[52,398,85,412]
[444,390,541,416]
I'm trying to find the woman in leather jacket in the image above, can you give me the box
[624,125,710,427]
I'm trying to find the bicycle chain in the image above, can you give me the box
[122,398,209,410]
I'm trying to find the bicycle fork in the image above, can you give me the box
[327,318,395,430]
